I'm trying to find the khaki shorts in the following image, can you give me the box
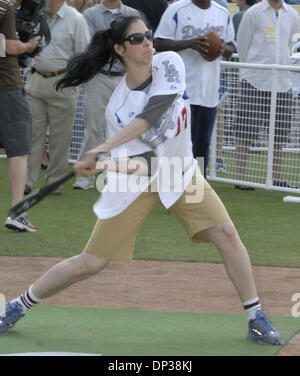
[84,168,231,259]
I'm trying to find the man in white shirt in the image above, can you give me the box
[235,0,299,189]
[24,0,90,194]
[154,0,235,177]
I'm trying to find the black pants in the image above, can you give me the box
[190,104,217,177]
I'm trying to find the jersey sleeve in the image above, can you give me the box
[154,5,177,40]
[137,94,177,127]
[224,13,235,46]
[149,51,186,98]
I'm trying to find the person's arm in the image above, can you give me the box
[74,93,179,177]
[5,36,40,56]
[74,52,185,177]
[73,15,91,55]
[154,3,209,54]
[73,117,151,176]
[154,37,209,55]
[290,12,300,52]
[221,12,236,59]
[83,9,96,38]
[236,10,253,62]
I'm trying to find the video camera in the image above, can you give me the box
[15,0,51,67]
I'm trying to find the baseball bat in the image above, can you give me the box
[7,155,152,220]
[8,171,75,220]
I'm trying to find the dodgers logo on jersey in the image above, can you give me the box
[162,60,180,83]
[182,24,224,40]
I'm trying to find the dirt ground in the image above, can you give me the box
[0,256,299,356]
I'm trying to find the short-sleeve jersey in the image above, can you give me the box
[155,0,235,107]
[93,51,197,219]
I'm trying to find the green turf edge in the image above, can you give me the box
[0,306,299,356]
[1,158,300,267]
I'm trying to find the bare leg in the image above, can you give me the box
[202,223,257,302]
[31,253,110,299]
[8,155,28,207]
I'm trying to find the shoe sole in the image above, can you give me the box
[5,223,26,232]
[0,316,24,336]
[5,223,37,233]
[247,333,284,346]
[235,185,255,191]
[73,186,94,190]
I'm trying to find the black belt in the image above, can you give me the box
[99,69,125,77]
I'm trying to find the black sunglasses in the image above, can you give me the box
[123,30,154,45]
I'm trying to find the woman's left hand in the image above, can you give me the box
[73,160,98,177]
[73,142,111,177]
[73,149,100,177]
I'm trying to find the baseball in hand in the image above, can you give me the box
[201,31,223,62]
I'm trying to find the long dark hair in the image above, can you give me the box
[56,14,148,91]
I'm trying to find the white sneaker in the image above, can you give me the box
[73,176,94,190]
[5,213,37,233]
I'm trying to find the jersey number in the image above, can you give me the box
[175,107,188,137]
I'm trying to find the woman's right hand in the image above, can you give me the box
[73,146,111,177]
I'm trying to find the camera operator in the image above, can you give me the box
[0,0,40,232]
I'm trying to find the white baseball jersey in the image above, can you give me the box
[93,51,197,219]
[155,0,235,107]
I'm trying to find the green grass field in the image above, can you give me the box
[212,150,300,186]
[0,158,299,267]
[1,158,299,356]
[0,306,299,356]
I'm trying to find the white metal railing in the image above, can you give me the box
[208,58,300,194]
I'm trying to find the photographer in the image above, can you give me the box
[0,0,40,232]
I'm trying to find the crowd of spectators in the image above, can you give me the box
[1,0,300,232]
